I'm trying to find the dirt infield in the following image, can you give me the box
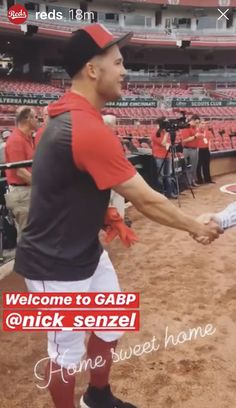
[1,173,236,408]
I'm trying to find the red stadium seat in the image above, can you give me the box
[214,141,224,151]
[210,142,216,151]
[225,142,232,150]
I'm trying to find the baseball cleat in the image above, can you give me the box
[80,384,137,408]
[215,202,236,230]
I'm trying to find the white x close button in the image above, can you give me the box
[217,8,230,20]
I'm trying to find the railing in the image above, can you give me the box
[126,73,236,83]
[1,14,236,40]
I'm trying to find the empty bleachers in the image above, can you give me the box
[0,80,236,154]
[115,119,236,153]
[124,84,194,98]
[0,79,62,94]
[0,80,63,127]
[216,88,236,98]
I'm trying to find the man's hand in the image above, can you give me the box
[192,213,223,245]
[16,168,32,185]
[196,213,218,225]
[195,132,202,138]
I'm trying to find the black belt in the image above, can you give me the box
[10,184,28,186]
[183,147,197,149]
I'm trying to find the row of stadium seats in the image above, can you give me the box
[120,135,236,153]
[1,102,236,125]
[106,106,236,118]
[122,136,210,154]
[0,124,235,153]
[186,107,236,116]
[115,122,236,152]
[117,125,156,138]
[0,79,205,98]
[4,104,236,120]
[211,119,236,129]
[123,87,193,97]
[117,121,236,134]
[216,88,236,98]
[0,105,18,114]
[1,80,235,102]
[150,88,193,97]
[0,105,177,120]
[124,84,236,99]
[2,79,236,101]
[0,79,62,94]
[210,136,236,151]
[107,107,178,118]
[0,105,44,116]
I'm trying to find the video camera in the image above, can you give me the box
[161,111,189,145]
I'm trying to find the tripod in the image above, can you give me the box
[156,142,195,207]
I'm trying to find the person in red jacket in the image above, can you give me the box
[151,118,177,199]
[196,120,215,184]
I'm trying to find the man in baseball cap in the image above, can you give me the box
[63,23,132,78]
[13,23,222,408]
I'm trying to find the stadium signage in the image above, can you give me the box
[106,99,157,107]
[0,93,156,107]
[0,92,58,106]
[172,99,236,107]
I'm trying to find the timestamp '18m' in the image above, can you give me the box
[69,9,95,21]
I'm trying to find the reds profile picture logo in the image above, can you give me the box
[8,4,28,25]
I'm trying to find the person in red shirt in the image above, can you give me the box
[13,24,221,408]
[4,106,38,238]
[181,114,201,187]
[151,118,177,198]
[196,120,215,184]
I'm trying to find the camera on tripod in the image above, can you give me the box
[160,111,189,146]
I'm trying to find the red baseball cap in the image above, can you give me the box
[63,23,133,78]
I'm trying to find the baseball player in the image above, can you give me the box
[13,24,222,408]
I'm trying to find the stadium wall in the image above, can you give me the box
[211,154,236,176]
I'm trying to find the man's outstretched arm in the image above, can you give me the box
[113,173,223,244]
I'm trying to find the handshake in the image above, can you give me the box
[194,202,236,245]
[100,202,236,249]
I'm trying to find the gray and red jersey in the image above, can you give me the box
[14,92,136,281]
